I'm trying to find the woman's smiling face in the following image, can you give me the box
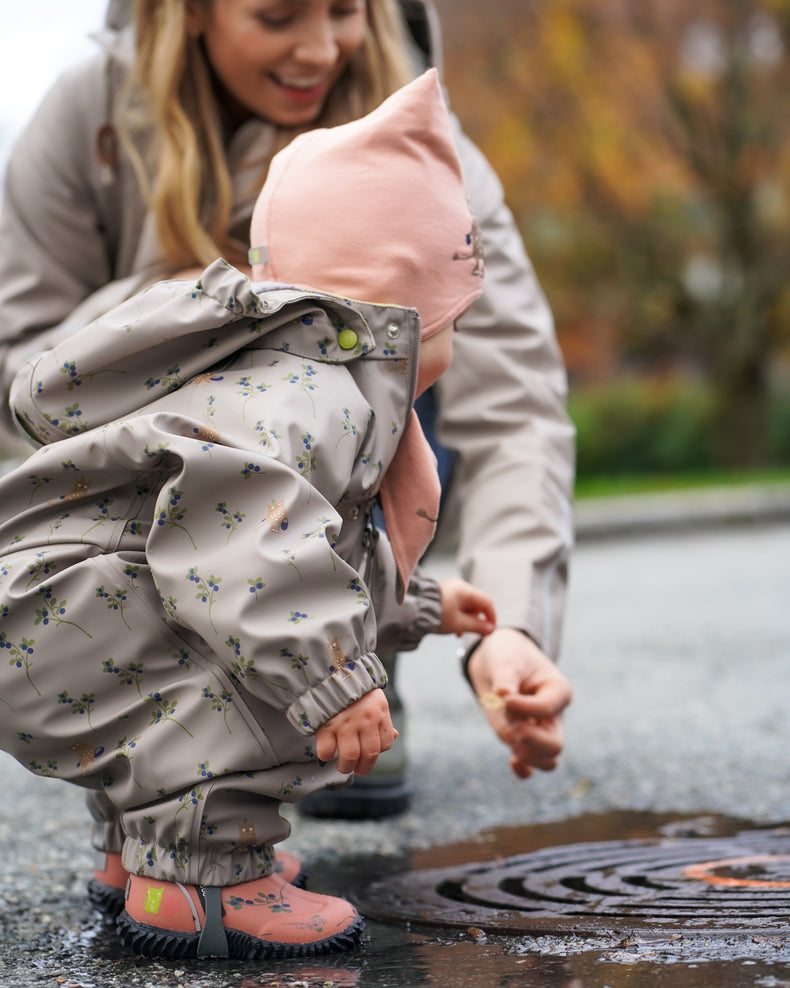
[187,0,368,127]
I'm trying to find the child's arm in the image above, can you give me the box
[315,688,397,775]
[436,577,497,637]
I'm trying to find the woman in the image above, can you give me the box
[0,0,574,901]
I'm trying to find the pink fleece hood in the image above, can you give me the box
[249,68,484,339]
[249,69,485,597]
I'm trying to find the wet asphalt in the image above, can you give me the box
[1,484,790,986]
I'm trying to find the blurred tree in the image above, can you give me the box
[434,0,790,467]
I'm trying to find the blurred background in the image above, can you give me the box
[2,0,789,495]
[434,0,790,494]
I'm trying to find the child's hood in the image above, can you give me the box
[250,69,483,339]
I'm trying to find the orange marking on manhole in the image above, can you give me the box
[683,854,790,888]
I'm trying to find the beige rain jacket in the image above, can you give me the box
[0,260,442,883]
[0,0,575,661]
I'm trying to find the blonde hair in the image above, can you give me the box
[120,0,415,268]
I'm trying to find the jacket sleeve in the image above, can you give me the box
[439,121,576,661]
[0,54,159,435]
[112,388,388,738]
[9,261,255,445]
[369,529,443,655]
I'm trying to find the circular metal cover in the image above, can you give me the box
[354,829,790,936]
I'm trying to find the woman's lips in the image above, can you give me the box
[272,75,331,104]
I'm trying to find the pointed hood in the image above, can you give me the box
[249,68,484,339]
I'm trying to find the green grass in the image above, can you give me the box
[574,467,790,500]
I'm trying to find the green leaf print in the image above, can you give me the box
[59,359,124,392]
[145,692,194,737]
[34,586,92,637]
[199,813,219,841]
[25,553,57,590]
[187,568,221,633]
[295,433,316,483]
[57,690,97,729]
[103,658,145,697]
[283,363,318,416]
[145,366,184,392]
[276,775,303,798]
[347,576,370,607]
[156,487,197,549]
[201,686,234,733]
[26,473,52,505]
[96,586,132,629]
[174,786,205,824]
[47,515,69,542]
[336,408,360,447]
[247,576,266,600]
[283,648,311,686]
[280,549,302,580]
[226,884,293,913]
[64,403,87,433]
[225,636,268,686]
[29,759,58,777]
[81,497,116,540]
[135,842,158,874]
[301,519,337,570]
[235,375,273,420]
[216,502,246,541]
[165,835,191,872]
[254,420,281,450]
[114,736,144,789]
[0,633,40,696]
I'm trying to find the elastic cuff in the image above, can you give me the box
[286,651,387,734]
[122,836,277,886]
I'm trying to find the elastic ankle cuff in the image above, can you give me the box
[122,838,277,886]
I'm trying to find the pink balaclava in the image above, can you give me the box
[249,68,485,594]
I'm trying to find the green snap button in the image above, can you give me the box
[337,329,358,350]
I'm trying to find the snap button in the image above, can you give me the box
[386,322,400,340]
[348,505,360,521]
[337,329,358,350]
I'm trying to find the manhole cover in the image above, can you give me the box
[355,829,790,936]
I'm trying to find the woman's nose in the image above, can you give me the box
[293,18,341,67]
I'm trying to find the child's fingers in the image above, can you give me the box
[315,729,338,765]
[459,586,496,621]
[455,610,496,637]
[335,733,362,775]
[470,592,496,626]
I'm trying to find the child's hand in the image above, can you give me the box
[436,578,497,637]
[315,688,397,776]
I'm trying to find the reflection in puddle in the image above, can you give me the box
[14,811,790,987]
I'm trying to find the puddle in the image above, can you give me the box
[8,812,790,987]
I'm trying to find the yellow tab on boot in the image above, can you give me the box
[145,885,165,914]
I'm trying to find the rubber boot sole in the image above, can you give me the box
[116,910,366,960]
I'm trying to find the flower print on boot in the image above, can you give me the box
[118,872,363,960]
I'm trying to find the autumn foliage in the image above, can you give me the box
[434,0,790,467]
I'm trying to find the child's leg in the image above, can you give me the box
[0,549,344,884]
[0,549,363,956]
